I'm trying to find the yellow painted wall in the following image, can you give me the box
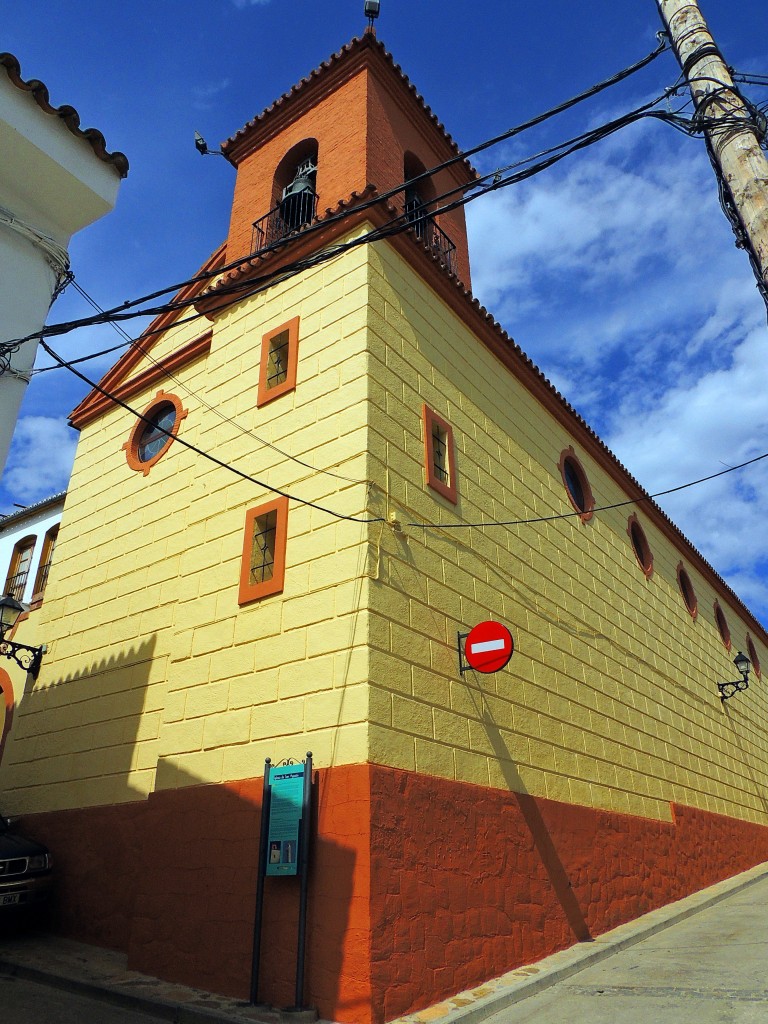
[0,233,374,812]
[2,227,767,830]
[364,238,768,826]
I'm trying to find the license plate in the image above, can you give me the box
[1,893,21,906]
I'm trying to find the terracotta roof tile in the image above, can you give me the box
[222,34,472,174]
[199,200,765,640]
[1,52,128,178]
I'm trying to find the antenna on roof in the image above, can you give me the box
[364,0,381,31]
[194,131,224,158]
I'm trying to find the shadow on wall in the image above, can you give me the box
[125,759,363,1016]
[7,748,367,1021]
[0,638,160,948]
[477,702,592,943]
[0,669,13,769]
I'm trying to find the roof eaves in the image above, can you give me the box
[0,491,67,530]
[0,52,129,178]
[221,34,475,177]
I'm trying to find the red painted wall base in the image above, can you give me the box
[19,764,768,1024]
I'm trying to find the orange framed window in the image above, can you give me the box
[123,391,188,476]
[714,600,731,652]
[747,634,761,679]
[238,496,289,605]
[627,514,653,579]
[257,316,300,407]
[677,562,698,620]
[558,446,594,523]
[423,404,457,504]
[32,525,59,602]
[4,535,35,602]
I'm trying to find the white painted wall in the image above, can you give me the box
[0,69,124,475]
[0,496,65,606]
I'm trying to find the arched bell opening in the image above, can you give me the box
[403,152,435,238]
[403,151,456,274]
[252,139,319,253]
[274,139,319,231]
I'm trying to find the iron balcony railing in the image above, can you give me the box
[5,570,28,602]
[405,201,456,275]
[33,559,53,597]
[250,188,456,276]
[251,190,318,254]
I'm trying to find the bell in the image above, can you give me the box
[283,158,317,199]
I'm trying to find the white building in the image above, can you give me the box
[0,491,65,608]
[0,51,127,475]
[0,491,65,766]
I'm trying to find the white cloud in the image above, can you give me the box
[2,417,77,506]
[466,107,768,623]
[192,78,231,111]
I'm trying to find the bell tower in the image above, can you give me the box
[220,32,476,289]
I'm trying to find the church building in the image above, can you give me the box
[2,28,768,1024]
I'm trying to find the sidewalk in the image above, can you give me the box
[0,930,317,1024]
[1,860,767,1024]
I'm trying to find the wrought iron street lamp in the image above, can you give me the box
[717,651,751,703]
[0,594,44,679]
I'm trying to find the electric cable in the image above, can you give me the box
[44,324,768,538]
[0,38,672,355]
[404,448,768,530]
[63,280,366,485]
[40,339,384,525]
[15,87,689,362]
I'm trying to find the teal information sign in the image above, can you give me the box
[266,763,305,876]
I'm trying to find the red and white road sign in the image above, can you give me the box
[464,620,514,674]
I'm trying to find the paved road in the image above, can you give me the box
[0,971,168,1024]
[487,875,768,1024]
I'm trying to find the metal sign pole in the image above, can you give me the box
[250,757,272,1005]
[294,751,313,1010]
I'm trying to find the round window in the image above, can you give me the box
[123,392,187,476]
[137,403,177,463]
[627,515,653,578]
[558,447,594,522]
[714,601,731,651]
[677,563,698,619]
[747,635,761,679]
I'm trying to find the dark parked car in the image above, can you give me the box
[0,813,52,910]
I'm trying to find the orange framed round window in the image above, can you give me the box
[676,563,698,620]
[747,635,761,679]
[558,447,594,523]
[123,392,187,476]
[627,514,653,578]
[714,601,731,652]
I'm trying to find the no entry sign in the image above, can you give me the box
[463,620,514,674]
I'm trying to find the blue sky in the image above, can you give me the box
[3,0,768,620]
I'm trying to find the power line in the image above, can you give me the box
[44,327,768,538]
[1,38,672,356]
[404,448,768,530]
[16,87,690,367]
[40,339,383,525]
[63,280,366,485]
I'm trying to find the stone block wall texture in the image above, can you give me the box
[18,762,768,1024]
[2,233,768,1024]
[225,39,472,286]
[364,239,768,828]
[367,766,768,1021]
[0,240,373,813]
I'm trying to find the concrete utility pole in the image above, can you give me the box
[656,0,768,305]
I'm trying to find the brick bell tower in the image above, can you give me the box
[218,31,476,291]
